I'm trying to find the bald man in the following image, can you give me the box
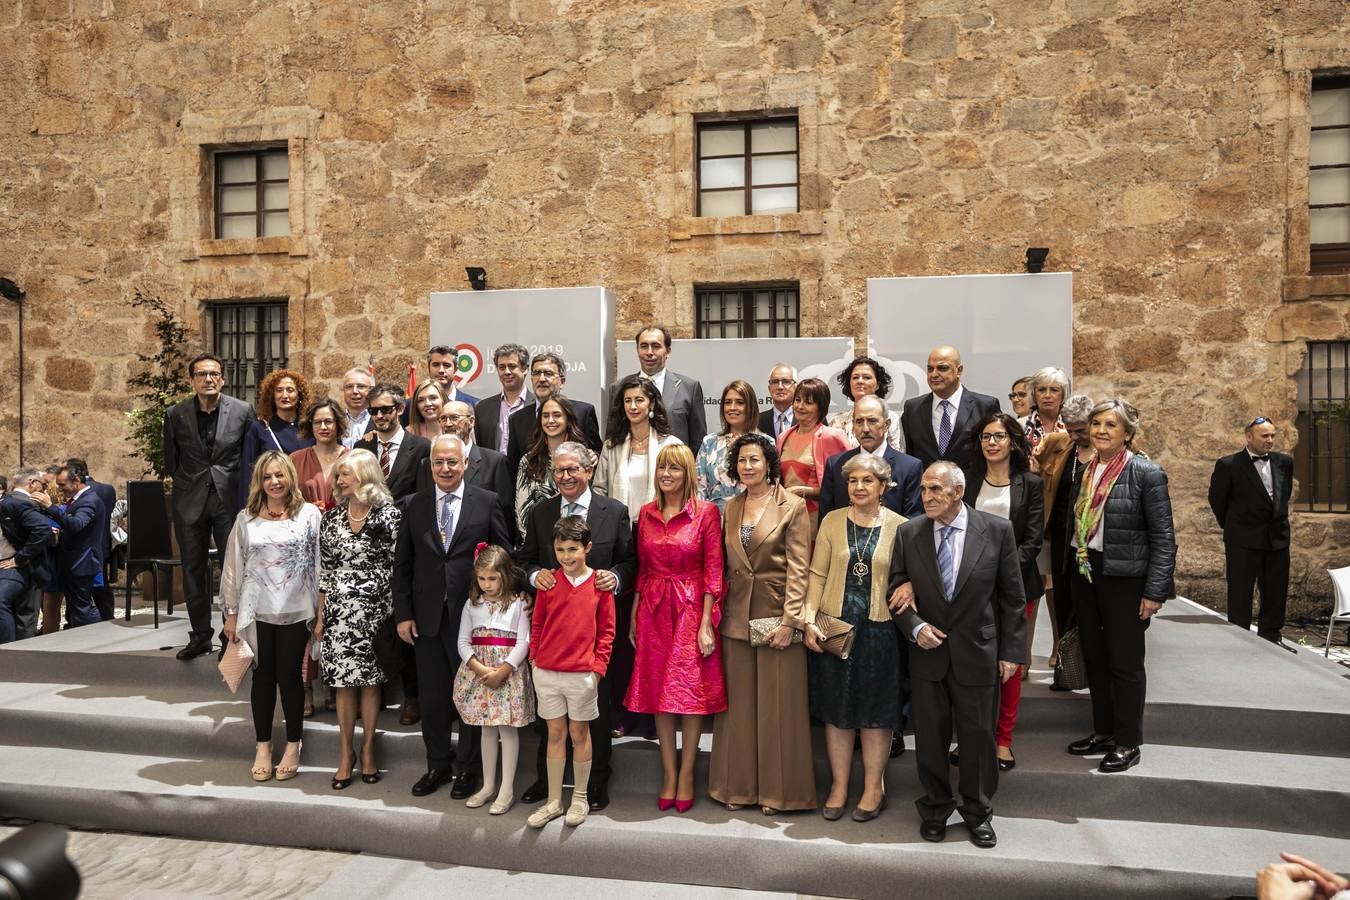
[900,346,1002,472]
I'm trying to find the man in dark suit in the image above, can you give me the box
[900,346,1002,472]
[393,433,512,799]
[68,459,116,621]
[427,344,479,407]
[1207,416,1294,643]
[759,363,797,438]
[355,383,431,502]
[515,440,636,812]
[887,462,1025,849]
[473,343,531,456]
[505,351,603,474]
[820,395,923,520]
[50,461,110,630]
[439,400,514,541]
[0,468,58,644]
[630,325,707,449]
[164,353,256,659]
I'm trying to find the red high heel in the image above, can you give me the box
[675,798,694,813]
[658,796,676,811]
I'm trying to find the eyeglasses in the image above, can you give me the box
[1008,391,1028,400]
[978,433,1010,444]
[439,414,468,424]
[551,466,584,478]
[192,371,223,380]
[368,404,398,415]
[430,459,461,469]
[531,369,560,379]
[768,379,795,387]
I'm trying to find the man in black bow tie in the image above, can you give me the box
[1207,417,1294,643]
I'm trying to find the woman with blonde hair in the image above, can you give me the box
[314,448,400,789]
[238,369,314,507]
[220,450,322,783]
[407,381,446,441]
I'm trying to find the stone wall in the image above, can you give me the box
[1,0,1348,618]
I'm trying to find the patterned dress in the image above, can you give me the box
[695,432,749,513]
[318,503,400,687]
[515,455,557,538]
[625,499,728,715]
[452,596,536,727]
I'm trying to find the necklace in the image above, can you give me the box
[848,516,879,581]
[264,506,287,520]
[348,507,369,524]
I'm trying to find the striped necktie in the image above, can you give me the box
[379,441,392,478]
[938,524,956,602]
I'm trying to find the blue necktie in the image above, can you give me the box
[440,494,456,552]
[938,524,956,602]
[937,400,953,456]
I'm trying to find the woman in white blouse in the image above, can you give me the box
[221,450,322,783]
[594,374,683,520]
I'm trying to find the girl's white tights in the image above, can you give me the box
[479,725,519,804]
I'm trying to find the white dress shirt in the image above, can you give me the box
[1249,452,1274,498]
[646,368,667,393]
[378,427,405,473]
[774,406,795,437]
[930,385,965,444]
[434,480,466,546]
[343,408,370,449]
[913,504,968,640]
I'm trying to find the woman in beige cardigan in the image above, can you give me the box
[804,453,906,823]
[594,374,684,521]
[709,432,817,815]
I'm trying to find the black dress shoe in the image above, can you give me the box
[969,821,997,848]
[1066,734,1117,756]
[919,820,946,842]
[889,736,906,758]
[998,751,1016,772]
[588,781,610,812]
[176,641,211,661]
[947,747,960,766]
[1098,746,1141,773]
[521,779,548,803]
[449,771,477,799]
[410,768,453,797]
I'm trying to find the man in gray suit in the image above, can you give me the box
[887,461,1025,849]
[633,325,706,449]
[163,353,255,660]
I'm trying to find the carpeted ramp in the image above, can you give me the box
[0,599,1347,899]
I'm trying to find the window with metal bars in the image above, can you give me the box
[1310,76,1350,274]
[209,300,289,407]
[695,284,799,339]
[696,117,799,217]
[214,147,290,240]
[1294,340,1349,512]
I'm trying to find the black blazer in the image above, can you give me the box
[900,389,1002,472]
[86,477,117,561]
[51,489,108,579]
[473,392,530,454]
[466,443,516,545]
[888,509,1027,685]
[759,406,794,439]
[163,394,255,522]
[391,484,512,637]
[1207,450,1292,551]
[516,492,637,595]
[819,446,924,521]
[356,431,431,501]
[0,493,57,583]
[505,399,604,475]
[963,471,1045,602]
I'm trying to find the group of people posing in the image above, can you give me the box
[146,327,1180,847]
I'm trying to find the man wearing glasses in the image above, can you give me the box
[504,352,604,474]
[1207,416,1294,644]
[340,367,376,449]
[355,384,431,503]
[759,364,797,438]
[437,400,514,543]
[163,353,255,660]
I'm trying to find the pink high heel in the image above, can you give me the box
[658,796,675,811]
[675,798,694,814]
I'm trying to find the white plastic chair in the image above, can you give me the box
[1326,566,1350,657]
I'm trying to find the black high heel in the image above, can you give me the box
[360,749,381,784]
[332,754,356,791]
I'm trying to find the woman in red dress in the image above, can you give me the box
[776,377,851,533]
[625,443,726,813]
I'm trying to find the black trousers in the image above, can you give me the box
[1224,544,1289,642]
[413,606,480,774]
[530,672,613,788]
[58,574,102,628]
[252,621,310,743]
[910,672,998,828]
[1070,552,1149,747]
[174,488,233,645]
[93,583,115,622]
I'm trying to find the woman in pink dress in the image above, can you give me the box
[625,443,726,813]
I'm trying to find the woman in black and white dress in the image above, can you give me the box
[315,448,401,790]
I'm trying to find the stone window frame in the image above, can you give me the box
[1308,74,1350,275]
[214,146,292,242]
[695,281,801,339]
[172,109,320,261]
[204,298,290,408]
[695,116,800,218]
[1292,339,1349,513]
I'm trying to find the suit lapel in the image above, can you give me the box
[465,444,483,487]
[914,518,944,602]
[952,511,986,600]
[746,489,783,558]
[726,496,752,569]
[1237,453,1273,507]
[953,393,978,444]
[918,395,936,450]
[185,399,207,455]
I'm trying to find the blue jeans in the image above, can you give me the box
[0,569,27,644]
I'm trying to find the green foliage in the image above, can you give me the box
[125,290,193,478]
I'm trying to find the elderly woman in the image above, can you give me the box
[828,356,905,452]
[804,453,905,822]
[709,432,816,815]
[238,369,314,507]
[595,374,684,522]
[406,381,446,441]
[1065,399,1175,773]
[696,380,761,512]
[314,449,400,789]
[1022,366,1069,450]
[515,394,590,537]
[1034,394,1095,677]
[777,377,851,532]
[220,451,322,783]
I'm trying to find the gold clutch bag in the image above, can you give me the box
[747,617,803,647]
[218,639,255,694]
[811,611,856,660]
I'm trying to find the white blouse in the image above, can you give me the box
[457,595,532,670]
[218,504,322,660]
[975,480,1011,521]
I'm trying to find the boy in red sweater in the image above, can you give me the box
[526,516,616,828]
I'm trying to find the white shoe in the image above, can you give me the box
[489,793,515,815]
[466,786,496,808]
[527,800,564,828]
[564,796,589,827]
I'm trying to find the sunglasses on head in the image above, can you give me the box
[1248,416,1270,428]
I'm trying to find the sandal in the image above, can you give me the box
[276,741,303,781]
[251,743,273,782]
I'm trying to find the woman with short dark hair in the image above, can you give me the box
[777,378,850,532]
[828,356,905,452]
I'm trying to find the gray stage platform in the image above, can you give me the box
[0,599,1347,899]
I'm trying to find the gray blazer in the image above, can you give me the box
[163,394,255,524]
[660,370,707,450]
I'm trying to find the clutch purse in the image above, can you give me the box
[747,616,803,647]
[811,611,857,660]
[218,638,255,694]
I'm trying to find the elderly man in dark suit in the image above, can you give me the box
[356,383,431,502]
[820,395,923,520]
[393,433,512,800]
[0,467,58,643]
[631,325,707,449]
[437,400,514,539]
[504,352,604,473]
[164,353,255,659]
[759,363,797,439]
[900,346,1002,472]
[887,461,1025,849]
[1207,416,1294,643]
[515,440,636,812]
[50,461,110,630]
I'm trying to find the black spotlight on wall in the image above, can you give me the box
[465,267,487,291]
[1,277,25,465]
[1025,247,1050,274]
